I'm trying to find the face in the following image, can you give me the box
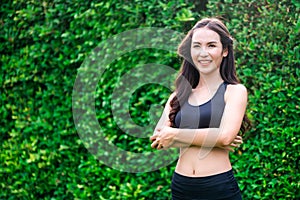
[191,27,228,75]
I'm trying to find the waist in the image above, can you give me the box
[173,168,234,181]
[171,168,242,199]
[175,147,231,177]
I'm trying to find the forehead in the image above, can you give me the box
[192,27,221,43]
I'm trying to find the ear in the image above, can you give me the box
[223,48,228,57]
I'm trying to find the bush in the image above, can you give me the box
[1,0,299,199]
[201,1,299,199]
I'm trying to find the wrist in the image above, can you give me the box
[170,127,179,142]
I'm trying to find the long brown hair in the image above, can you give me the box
[169,18,251,136]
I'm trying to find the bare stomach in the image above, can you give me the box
[175,146,232,177]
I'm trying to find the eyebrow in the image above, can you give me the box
[192,41,218,44]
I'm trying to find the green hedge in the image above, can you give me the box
[1,0,299,199]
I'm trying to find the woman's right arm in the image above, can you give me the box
[150,92,202,148]
[150,91,243,151]
[151,92,175,136]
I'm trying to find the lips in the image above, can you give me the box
[198,60,212,65]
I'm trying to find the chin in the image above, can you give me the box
[197,68,218,75]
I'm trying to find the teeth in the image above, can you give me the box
[199,60,211,64]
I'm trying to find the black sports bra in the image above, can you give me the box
[174,82,227,129]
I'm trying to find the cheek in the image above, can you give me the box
[190,48,199,59]
[211,50,223,59]
[190,48,196,56]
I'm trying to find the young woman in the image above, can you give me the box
[150,18,250,199]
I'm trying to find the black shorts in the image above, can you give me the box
[171,169,242,200]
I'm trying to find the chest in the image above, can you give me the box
[174,84,227,129]
[188,88,217,106]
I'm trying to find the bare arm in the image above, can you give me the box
[150,84,247,150]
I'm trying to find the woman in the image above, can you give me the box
[150,18,250,199]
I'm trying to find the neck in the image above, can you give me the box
[196,71,223,90]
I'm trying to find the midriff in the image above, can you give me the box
[175,146,232,177]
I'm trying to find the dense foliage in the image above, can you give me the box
[1,0,299,199]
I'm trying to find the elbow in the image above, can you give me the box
[218,133,234,147]
[219,138,231,147]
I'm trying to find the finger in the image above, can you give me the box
[233,138,243,144]
[230,143,237,147]
[151,133,161,141]
[151,140,159,148]
[224,146,234,152]
[151,143,158,149]
[230,143,240,148]
[152,137,162,148]
[157,143,164,150]
[150,135,157,141]
[230,140,242,148]
[235,135,242,139]
[235,136,243,143]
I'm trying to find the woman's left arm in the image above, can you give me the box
[153,84,247,149]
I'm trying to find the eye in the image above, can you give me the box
[208,44,216,48]
[193,44,200,48]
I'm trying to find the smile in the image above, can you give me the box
[198,60,212,64]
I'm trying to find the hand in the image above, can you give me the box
[221,135,243,152]
[150,126,176,150]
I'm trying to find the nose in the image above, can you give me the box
[199,47,209,57]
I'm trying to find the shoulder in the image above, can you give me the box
[226,83,247,94]
[167,92,177,103]
[165,92,177,109]
[225,83,248,102]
